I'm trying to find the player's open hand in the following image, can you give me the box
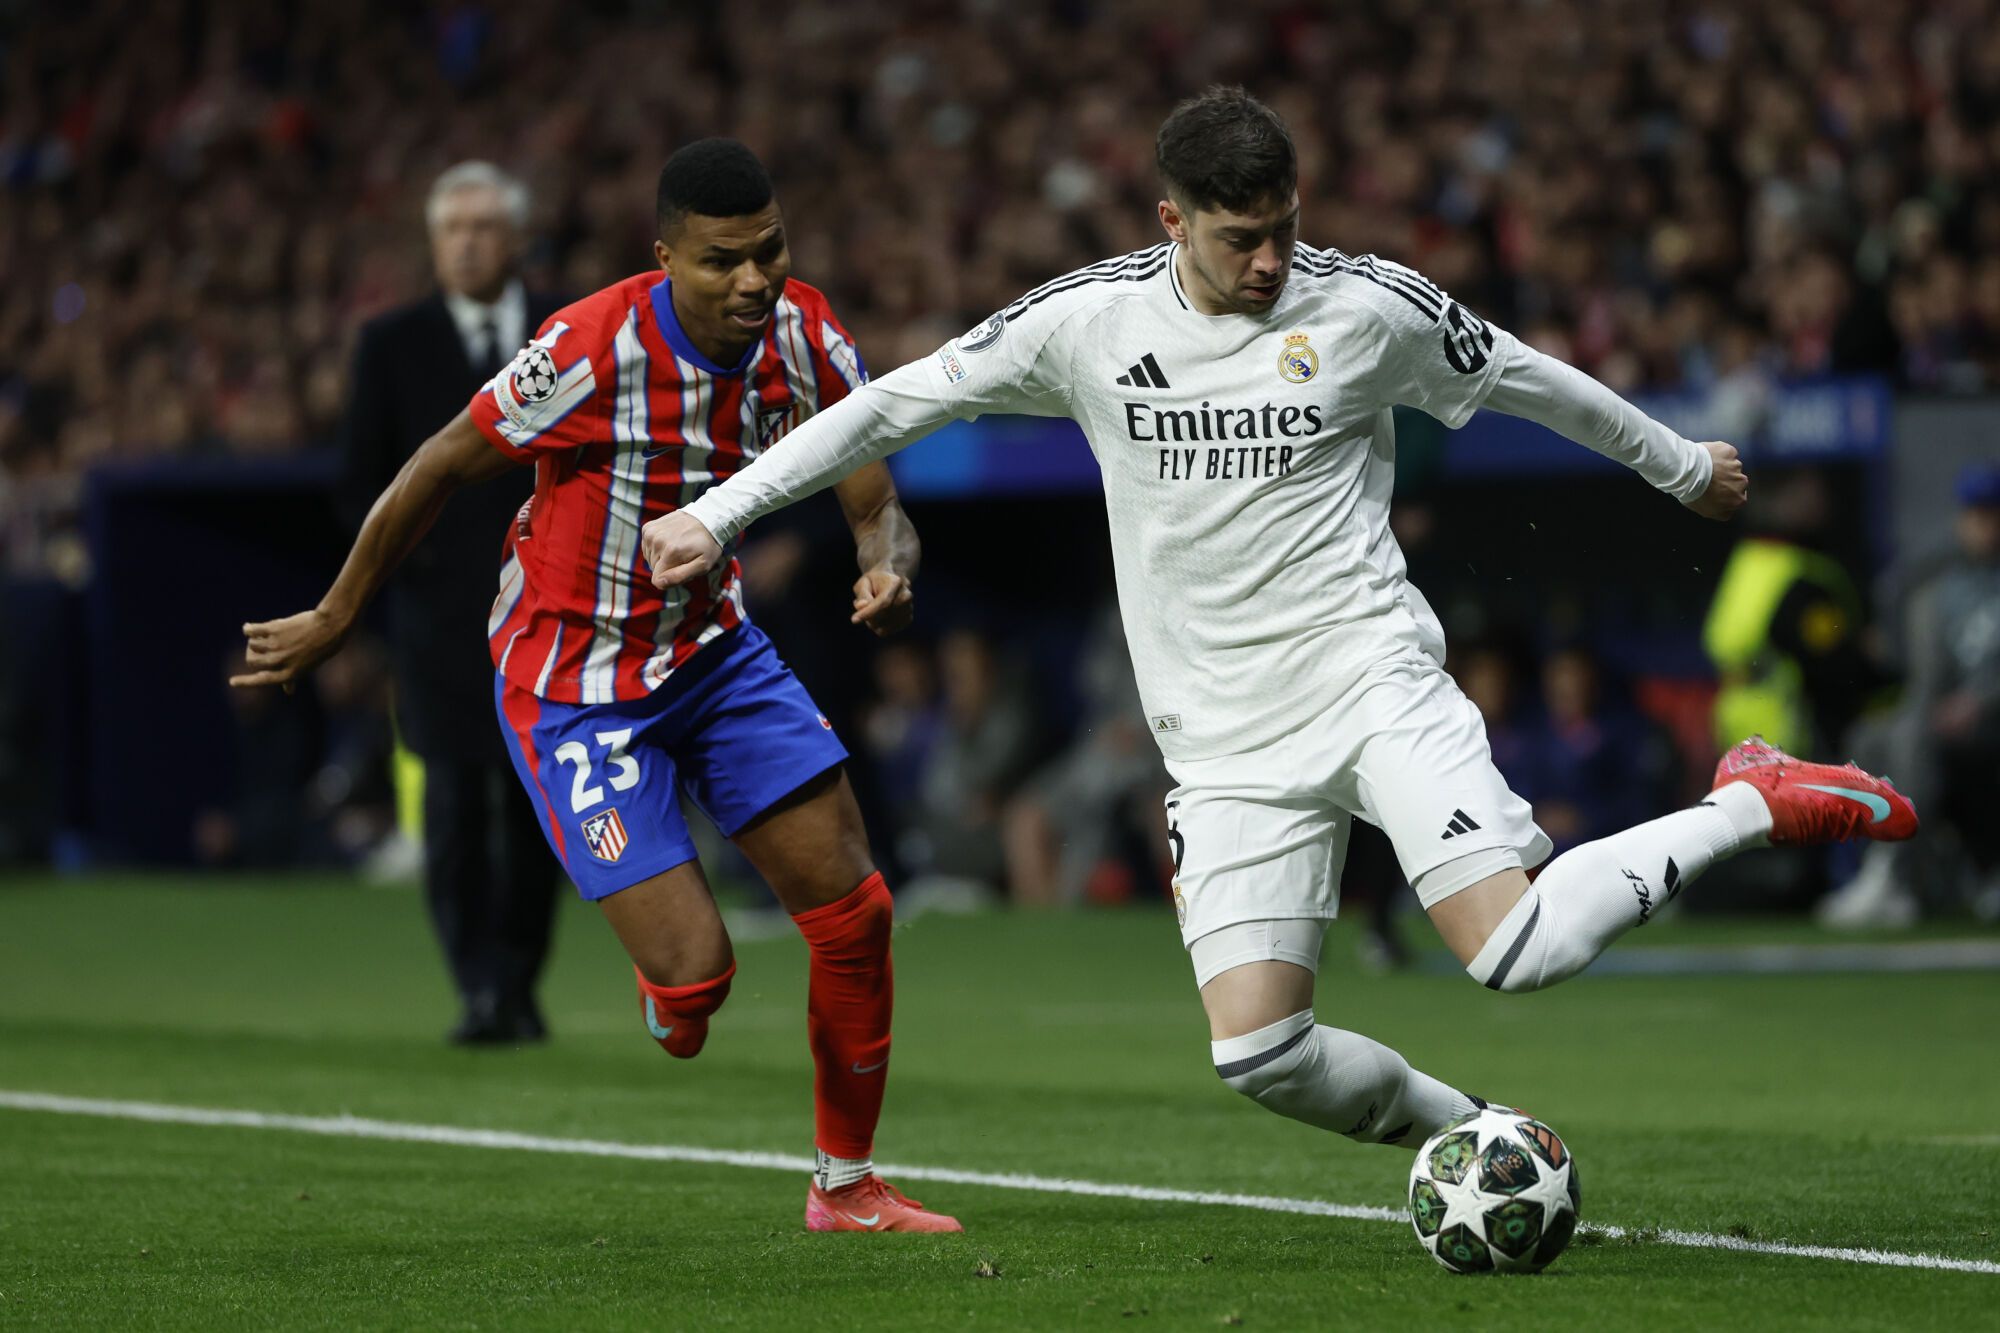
[1687,441,1749,521]
[643,512,724,590]
[231,608,348,692]
[851,568,915,636]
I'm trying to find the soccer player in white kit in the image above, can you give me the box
[640,89,1917,1152]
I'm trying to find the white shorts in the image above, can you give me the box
[1166,648,1551,948]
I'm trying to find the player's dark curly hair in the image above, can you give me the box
[656,138,775,235]
[1156,86,1297,214]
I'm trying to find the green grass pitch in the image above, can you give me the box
[1,875,1996,1329]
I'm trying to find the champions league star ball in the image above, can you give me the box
[511,346,560,403]
[1407,1109,1580,1274]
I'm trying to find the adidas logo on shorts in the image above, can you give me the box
[1439,808,1481,840]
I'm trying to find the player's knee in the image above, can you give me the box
[1213,1009,1316,1104]
[1470,941,1586,994]
[1475,964,1546,995]
[1463,909,1553,994]
[792,871,892,955]
[1463,850,1611,994]
[630,929,734,993]
[635,961,735,1059]
[637,960,735,1017]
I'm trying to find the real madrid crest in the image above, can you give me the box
[1278,332,1318,384]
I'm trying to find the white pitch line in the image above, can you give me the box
[2,1090,1995,1277]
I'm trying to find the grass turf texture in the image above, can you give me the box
[1,876,1995,1330]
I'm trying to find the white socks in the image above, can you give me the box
[1212,1010,1481,1147]
[814,1149,873,1192]
[1203,786,1777,1147]
[1467,783,1772,992]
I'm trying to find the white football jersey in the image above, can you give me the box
[916,242,1513,760]
[685,241,1707,764]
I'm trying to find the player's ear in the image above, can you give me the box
[1158,198,1188,244]
[653,238,674,277]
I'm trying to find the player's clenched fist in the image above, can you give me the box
[851,568,915,637]
[231,607,348,691]
[642,511,724,589]
[1687,441,1749,521]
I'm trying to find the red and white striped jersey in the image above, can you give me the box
[468,272,865,704]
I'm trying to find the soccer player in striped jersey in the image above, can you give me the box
[235,140,958,1232]
[640,92,1917,1159]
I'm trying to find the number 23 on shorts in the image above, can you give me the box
[553,728,640,812]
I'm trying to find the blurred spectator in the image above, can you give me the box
[1458,638,1677,858]
[1455,639,1535,781]
[1003,607,1169,906]
[898,628,1038,904]
[1518,645,1678,855]
[1822,465,2000,926]
[1703,470,1873,757]
[859,638,946,853]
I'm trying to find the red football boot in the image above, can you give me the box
[1713,736,1919,845]
[806,1175,963,1233]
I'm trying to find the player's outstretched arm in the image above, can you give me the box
[643,360,954,590]
[1482,341,1747,522]
[834,462,919,637]
[232,410,521,690]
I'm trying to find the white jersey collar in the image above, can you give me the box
[1165,244,1296,324]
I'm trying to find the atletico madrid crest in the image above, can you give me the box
[582,808,629,863]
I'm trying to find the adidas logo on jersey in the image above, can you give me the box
[1114,353,1171,388]
[1439,809,1482,839]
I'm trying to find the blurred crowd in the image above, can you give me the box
[10,1,2000,569]
[4,1,1998,925]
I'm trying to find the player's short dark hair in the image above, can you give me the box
[656,138,775,236]
[1156,86,1297,215]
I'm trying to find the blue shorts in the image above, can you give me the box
[495,623,849,900]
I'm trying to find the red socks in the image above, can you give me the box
[792,873,894,1160]
[628,875,893,1159]
[634,961,735,1059]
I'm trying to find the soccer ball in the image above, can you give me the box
[1407,1108,1580,1274]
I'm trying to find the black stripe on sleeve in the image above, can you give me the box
[1003,246,1171,319]
[1005,252,1170,319]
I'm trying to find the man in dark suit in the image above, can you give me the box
[339,162,566,1044]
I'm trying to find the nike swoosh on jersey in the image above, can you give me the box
[1797,783,1892,823]
[851,1059,888,1075]
[644,998,674,1041]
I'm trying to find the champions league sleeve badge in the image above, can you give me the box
[957,311,1007,353]
[511,345,561,403]
[1278,332,1319,383]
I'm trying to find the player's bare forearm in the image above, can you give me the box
[322,413,513,621]
[835,462,918,636]
[234,411,519,689]
[841,466,920,582]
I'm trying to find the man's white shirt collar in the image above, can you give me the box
[444,279,527,362]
